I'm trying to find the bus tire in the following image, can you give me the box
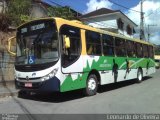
[84,74,98,96]
[136,69,143,83]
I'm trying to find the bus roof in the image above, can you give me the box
[54,17,153,46]
[17,17,153,46]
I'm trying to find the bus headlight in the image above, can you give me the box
[15,77,19,81]
[40,68,58,81]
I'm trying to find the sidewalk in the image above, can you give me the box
[0,81,19,98]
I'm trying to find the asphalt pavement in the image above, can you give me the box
[0,69,160,120]
[0,84,18,98]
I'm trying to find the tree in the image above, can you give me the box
[0,13,11,31]
[47,6,76,20]
[0,0,11,31]
[7,0,32,26]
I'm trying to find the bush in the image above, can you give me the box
[7,0,32,26]
[47,6,75,20]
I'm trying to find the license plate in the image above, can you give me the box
[25,83,32,87]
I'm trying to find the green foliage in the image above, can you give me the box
[7,0,32,26]
[47,6,76,20]
[20,15,31,23]
[0,13,11,32]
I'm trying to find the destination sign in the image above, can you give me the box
[31,23,45,31]
[21,28,27,33]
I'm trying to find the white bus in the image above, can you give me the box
[8,17,156,96]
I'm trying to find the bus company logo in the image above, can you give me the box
[32,73,36,77]
[26,76,29,81]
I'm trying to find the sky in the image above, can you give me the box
[53,0,160,45]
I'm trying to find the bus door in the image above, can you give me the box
[60,25,83,74]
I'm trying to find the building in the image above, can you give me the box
[30,0,82,19]
[80,8,137,38]
[0,0,7,13]
[0,0,81,18]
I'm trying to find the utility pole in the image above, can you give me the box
[140,0,145,40]
[148,24,156,42]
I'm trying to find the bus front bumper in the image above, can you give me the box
[15,77,60,92]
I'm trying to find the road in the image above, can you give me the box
[0,69,160,119]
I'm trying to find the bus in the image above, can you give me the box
[8,17,156,96]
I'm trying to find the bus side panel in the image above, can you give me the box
[60,55,88,92]
[60,55,112,92]
[100,57,155,84]
[116,57,138,82]
[141,58,156,76]
[60,57,155,92]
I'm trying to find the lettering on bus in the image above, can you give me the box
[100,64,112,68]
[31,23,45,31]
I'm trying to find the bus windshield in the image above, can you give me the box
[16,19,58,65]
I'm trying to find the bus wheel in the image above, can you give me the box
[137,69,143,83]
[84,74,98,96]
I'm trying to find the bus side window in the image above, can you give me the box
[136,43,143,58]
[102,34,114,56]
[149,46,154,58]
[87,44,93,54]
[86,31,101,55]
[126,41,135,57]
[115,37,126,57]
[143,44,149,58]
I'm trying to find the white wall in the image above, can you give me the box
[87,19,117,29]
[83,14,135,38]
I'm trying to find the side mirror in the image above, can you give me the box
[64,35,70,48]
[8,36,16,56]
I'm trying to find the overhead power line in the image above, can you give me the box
[84,19,117,29]
[43,0,63,7]
[145,7,160,18]
[108,0,141,13]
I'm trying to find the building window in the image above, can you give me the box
[127,25,132,35]
[117,18,124,30]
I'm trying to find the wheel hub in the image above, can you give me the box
[88,78,96,90]
[138,72,142,80]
